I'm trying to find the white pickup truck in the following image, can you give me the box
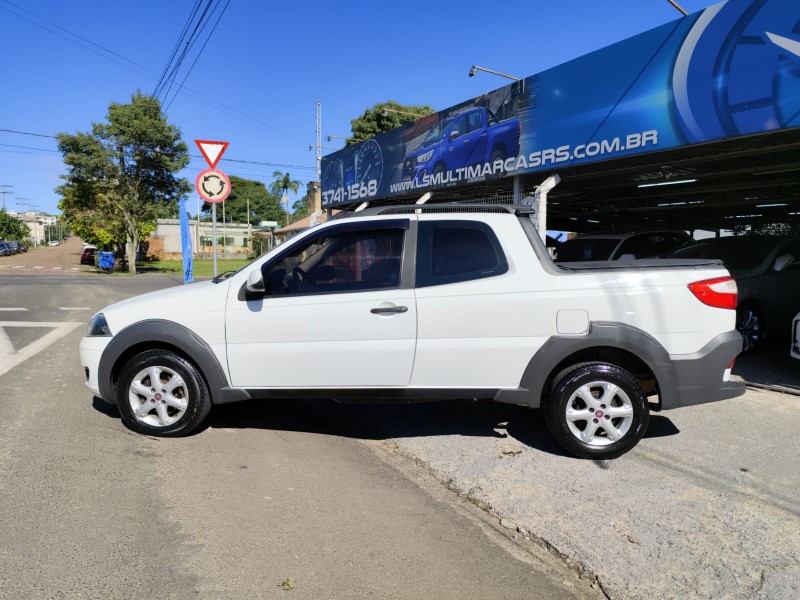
[80,204,745,459]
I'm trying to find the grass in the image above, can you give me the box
[107,258,253,277]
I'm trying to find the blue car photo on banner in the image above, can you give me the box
[321,0,800,208]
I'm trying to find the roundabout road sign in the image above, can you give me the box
[195,168,231,203]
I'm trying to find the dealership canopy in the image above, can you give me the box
[321,0,800,233]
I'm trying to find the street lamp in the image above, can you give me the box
[382,108,425,119]
[666,0,688,16]
[326,134,362,143]
[468,65,522,81]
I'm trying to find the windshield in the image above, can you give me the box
[421,119,452,145]
[667,238,777,270]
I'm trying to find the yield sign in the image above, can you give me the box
[195,139,229,169]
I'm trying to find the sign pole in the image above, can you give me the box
[194,140,231,279]
[212,202,218,277]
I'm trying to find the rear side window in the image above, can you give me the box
[416,221,508,287]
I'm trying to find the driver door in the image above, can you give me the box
[225,219,416,388]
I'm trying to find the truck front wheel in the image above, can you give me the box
[544,363,649,459]
[116,349,212,437]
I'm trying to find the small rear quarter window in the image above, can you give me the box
[416,221,508,287]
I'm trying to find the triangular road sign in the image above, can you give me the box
[195,140,229,169]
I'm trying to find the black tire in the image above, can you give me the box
[116,350,212,437]
[544,362,649,459]
[490,147,506,163]
[736,303,764,354]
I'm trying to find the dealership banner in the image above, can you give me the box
[321,0,800,208]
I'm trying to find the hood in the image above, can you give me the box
[99,279,227,333]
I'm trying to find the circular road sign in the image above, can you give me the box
[195,168,231,203]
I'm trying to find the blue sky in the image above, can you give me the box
[1,0,715,217]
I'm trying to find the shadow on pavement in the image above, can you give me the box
[204,397,678,457]
[90,392,679,456]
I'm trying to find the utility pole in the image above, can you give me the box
[315,98,322,181]
[0,185,13,212]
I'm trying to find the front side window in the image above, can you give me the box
[416,221,508,287]
[262,227,404,295]
[449,115,467,140]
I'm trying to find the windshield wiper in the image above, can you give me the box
[212,270,237,283]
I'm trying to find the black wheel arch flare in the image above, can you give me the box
[97,319,250,405]
[495,321,679,410]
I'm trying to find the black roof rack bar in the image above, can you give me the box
[337,203,536,218]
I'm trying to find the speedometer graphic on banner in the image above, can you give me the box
[672,0,800,144]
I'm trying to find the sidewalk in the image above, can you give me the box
[374,387,799,599]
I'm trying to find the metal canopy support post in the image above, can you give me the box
[534,175,561,242]
[513,176,521,204]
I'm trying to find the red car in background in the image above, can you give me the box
[80,246,97,265]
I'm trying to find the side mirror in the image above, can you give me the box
[774,253,794,272]
[245,269,265,293]
[449,130,460,140]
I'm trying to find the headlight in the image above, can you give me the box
[417,150,434,164]
[87,313,112,337]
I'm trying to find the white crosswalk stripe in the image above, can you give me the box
[0,321,83,378]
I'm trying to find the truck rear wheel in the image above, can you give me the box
[544,362,649,459]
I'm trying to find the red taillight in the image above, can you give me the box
[687,276,738,310]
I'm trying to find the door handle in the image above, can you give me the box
[370,306,408,314]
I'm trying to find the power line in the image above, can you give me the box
[155,0,216,100]
[0,0,308,147]
[0,0,152,78]
[154,0,203,97]
[0,127,314,170]
[0,128,56,139]
[164,0,231,112]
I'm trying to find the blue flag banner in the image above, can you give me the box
[180,197,193,284]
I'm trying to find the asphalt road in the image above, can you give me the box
[0,271,598,599]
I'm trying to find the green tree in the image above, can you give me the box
[0,211,28,240]
[350,100,435,144]
[270,171,301,218]
[291,194,309,220]
[200,175,286,226]
[56,91,190,273]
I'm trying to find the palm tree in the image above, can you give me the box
[270,171,301,222]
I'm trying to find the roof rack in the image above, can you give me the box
[339,203,535,218]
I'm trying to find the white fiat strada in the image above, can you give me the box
[80,204,745,459]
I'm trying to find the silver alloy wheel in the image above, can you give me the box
[564,381,634,447]
[127,365,189,428]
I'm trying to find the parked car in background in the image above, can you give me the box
[80,246,97,265]
[665,236,800,353]
[791,312,800,360]
[0,242,14,256]
[554,230,691,262]
[6,241,26,253]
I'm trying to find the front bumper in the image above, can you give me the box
[668,329,746,409]
[79,335,113,400]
